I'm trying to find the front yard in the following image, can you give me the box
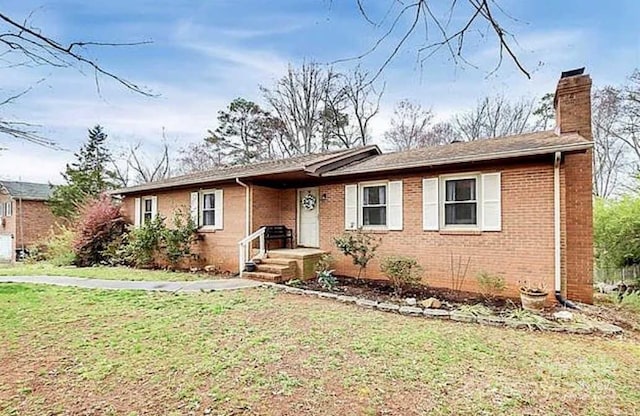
[1,284,639,415]
[0,263,217,281]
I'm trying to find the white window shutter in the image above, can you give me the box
[214,189,224,230]
[481,172,502,231]
[190,192,199,225]
[422,178,439,231]
[134,197,141,228]
[388,180,403,230]
[150,196,158,219]
[344,184,358,230]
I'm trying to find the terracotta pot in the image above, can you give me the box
[520,288,549,312]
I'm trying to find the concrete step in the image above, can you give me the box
[259,257,297,268]
[256,264,295,280]
[243,271,284,283]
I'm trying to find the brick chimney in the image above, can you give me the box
[553,67,592,141]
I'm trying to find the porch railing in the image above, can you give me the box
[238,227,266,277]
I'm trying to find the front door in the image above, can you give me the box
[297,187,320,248]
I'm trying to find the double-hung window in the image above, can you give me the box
[200,191,216,227]
[5,202,12,217]
[142,197,154,224]
[443,177,478,226]
[361,184,387,227]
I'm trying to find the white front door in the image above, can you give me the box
[0,234,12,262]
[297,187,320,248]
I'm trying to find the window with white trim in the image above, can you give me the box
[4,201,12,217]
[443,177,478,226]
[361,184,387,227]
[142,197,154,224]
[200,191,216,227]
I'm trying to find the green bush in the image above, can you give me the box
[476,271,506,300]
[334,229,380,279]
[161,210,199,268]
[594,196,640,269]
[33,225,76,266]
[128,215,165,267]
[380,255,423,294]
[314,253,337,290]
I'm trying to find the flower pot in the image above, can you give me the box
[520,288,548,312]
[244,262,257,272]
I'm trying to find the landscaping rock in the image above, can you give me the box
[423,309,450,319]
[420,297,442,309]
[553,310,574,321]
[539,323,566,332]
[404,297,417,306]
[565,323,595,335]
[377,302,400,313]
[503,319,529,329]
[398,306,423,316]
[450,311,477,323]
[302,289,323,297]
[337,295,358,303]
[284,287,305,295]
[356,298,378,309]
[592,322,624,335]
[203,265,218,273]
[477,315,506,327]
[318,292,339,300]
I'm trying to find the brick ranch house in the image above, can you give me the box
[116,69,594,304]
[0,181,57,262]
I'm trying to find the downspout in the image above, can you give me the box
[19,197,24,259]
[553,151,578,309]
[235,178,250,276]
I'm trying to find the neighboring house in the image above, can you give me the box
[0,181,57,262]
[116,69,594,303]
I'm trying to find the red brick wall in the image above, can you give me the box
[316,159,591,301]
[122,184,247,272]
[14,200,58,249]
[251,186,297,248]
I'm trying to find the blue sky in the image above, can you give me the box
[0,0,638,183]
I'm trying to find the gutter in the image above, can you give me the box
[553,151,578,309]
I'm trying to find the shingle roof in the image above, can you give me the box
[116,145,380,194]
[0,181,54,201]
[323,130,592,176]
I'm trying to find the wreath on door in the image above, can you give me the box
[302,193,317,211]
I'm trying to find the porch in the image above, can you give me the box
[242,245,327,283]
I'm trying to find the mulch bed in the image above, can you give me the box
[291,275,518,312]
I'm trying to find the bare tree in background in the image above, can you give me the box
[384,99,437,151]
[592,87,626,198]
[177,138,228,174]
[617,70,640,170]
[111,136,172,186]
[454,95,539,141]
[0,11,151,147]
[346,0,530,83]
[338,67,384,147]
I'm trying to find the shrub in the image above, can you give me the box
[73,195,127,267]
[476,271,506,300]
[161,210,199,268]
[334,229,380,279]
[314,253,337,290]
[380,255,423,294]
[28,225,76,266]
[127,215,165,267]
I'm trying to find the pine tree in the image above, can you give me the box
[49,125,116,219]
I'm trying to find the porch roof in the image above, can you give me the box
[115,145,380,195]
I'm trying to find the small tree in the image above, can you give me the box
[72,194,127,267]
[334,229,380,279]
[380,256,424,294]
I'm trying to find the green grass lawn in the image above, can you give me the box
[1,284,638,415]
[0,262,218,281]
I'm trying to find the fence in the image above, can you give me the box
[595,264,640,284]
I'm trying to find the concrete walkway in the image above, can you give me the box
[0,275,263,292]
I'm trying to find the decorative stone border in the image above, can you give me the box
[273,285,624,336]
